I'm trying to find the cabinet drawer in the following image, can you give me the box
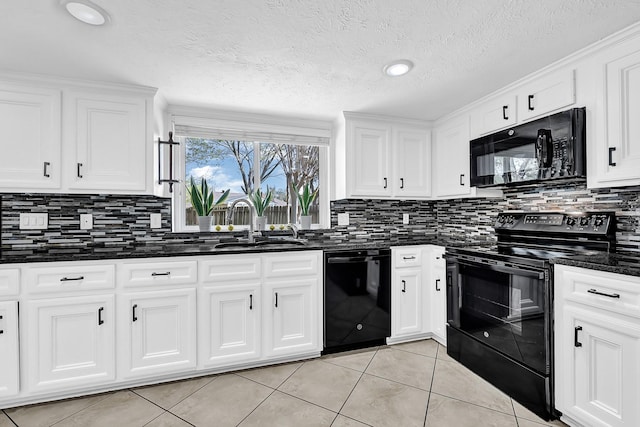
[25,264,115,294]
[556,266,640,318]
[0,269,20,296]
[263,251,320,278]
[199,256,261,284]
[393,247,422,268]
[119,260,197,288]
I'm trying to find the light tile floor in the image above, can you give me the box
[1,340,568,427]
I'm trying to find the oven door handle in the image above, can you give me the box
[457,259,545,279]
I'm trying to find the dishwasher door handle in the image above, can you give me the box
[326,256,389,264]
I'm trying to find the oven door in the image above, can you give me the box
[447,257,549,375]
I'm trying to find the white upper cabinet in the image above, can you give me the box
[0,82,61,190]
[517,69,575,122]
[0,74,156,195]
[433,116,472,198]
[589,32,640,188]
[469,94,517,136]
[344,113,431,199]
[64,90,148,192]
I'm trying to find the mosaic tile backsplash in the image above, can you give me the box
[2,181,640,257]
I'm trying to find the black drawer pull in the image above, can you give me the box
[502,105,509,120]
[608,147,617,166]
[0,314,3,334]
[459,174,465,186]
[402,256,416,260]
[528,94,535,111]
[249,294,253,310]
[77,162,83,178]
[98,307,104,325]
[151,272,171,276]
[435,279,441,292]
[574,326,583,347]
[44,161,51,177]
[132,304,138,322]
[383,177,387,189]
[60,276,84,282]
[400,178,404,189]
[275,292,278,308]
[587,288,620,299]
[401,280,406,293]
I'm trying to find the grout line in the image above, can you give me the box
[48,391,115,426]
[423,345,441,426]
[2,409,19,427]
[429,391,518,417]
[142,410,196,427]
[333,346,379,419]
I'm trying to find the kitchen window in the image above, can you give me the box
[170,114,330,232]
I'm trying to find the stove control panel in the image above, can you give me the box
[495,212,615,234]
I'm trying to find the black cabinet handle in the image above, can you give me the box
[132,304,138,322]
[401,280,406,293]
[574,326,583,347]
[60,276,84,282]
[502,105,508,120]
[249,294,253,310]
[77,163,83,178]
[528,94,535,111]
[608,147,617,166]
[0,314,3,334]
[435,279,441,292]
[275,292,278,308]
[43,162,51,177]
[403,256,416,260]
[151,272,171,276]
[98,307,104,325]
[383,177,387,189]
[459,174,465,186]
[588,288,620,299]
[400,178,404,189]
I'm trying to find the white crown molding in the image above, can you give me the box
[342,111,432,128]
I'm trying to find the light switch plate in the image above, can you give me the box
[80,214,93,230]
[150,213,162,229]
[403,213,410,224]
[19,213,48,230]
[337,213,349,226]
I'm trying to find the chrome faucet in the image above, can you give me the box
[225,197,257,243]
[289,223,300,239]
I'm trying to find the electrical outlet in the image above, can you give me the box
[337,213,349,226]
[80,213,93,230]
[403,213,410,224]
[19,213,48,230]
[150,213,162,229]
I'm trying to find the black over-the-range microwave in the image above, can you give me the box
[470,107,586,187]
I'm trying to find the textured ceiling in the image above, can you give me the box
[2,1,640,121]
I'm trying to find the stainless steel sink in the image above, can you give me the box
[213,239,307,249]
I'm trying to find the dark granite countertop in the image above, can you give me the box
[552,252,640,278]
[1,235,472,264]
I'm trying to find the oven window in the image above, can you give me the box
[458,263,547,374]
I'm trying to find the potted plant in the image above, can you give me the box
[248,188,273,230]
[294,183,318,230]
[186,176,230,232]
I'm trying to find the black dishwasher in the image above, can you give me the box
[323,249,391,354]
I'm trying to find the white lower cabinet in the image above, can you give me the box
[25,295,115,393]
[0,301,19,398]
[263,278,318,358]
[119,289,196,378]
[392,268,424,337]
[555,265,640,427]
[428,247,446,345]
[198,284,261,368]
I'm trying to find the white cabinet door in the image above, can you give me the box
[393,127,431,198]
[517,69,575,122]
[392,269,423,338]
[0,301,19,398]
[347,121,392,197]
[119,289,196,379]
[469,94,517,137]
[25,295,115,393]
[590,38,640,188]
[198,284,261,368]
[558,305,640,427]
[429,248,447,345]
[64,90,148,192]
[0,83,61,190]
[263,278,318,358]
[433,117,472,197]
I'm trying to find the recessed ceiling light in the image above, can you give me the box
[61,0,110,26]
[383,60,414,77]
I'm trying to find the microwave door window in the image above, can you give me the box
[493,141,539,183]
